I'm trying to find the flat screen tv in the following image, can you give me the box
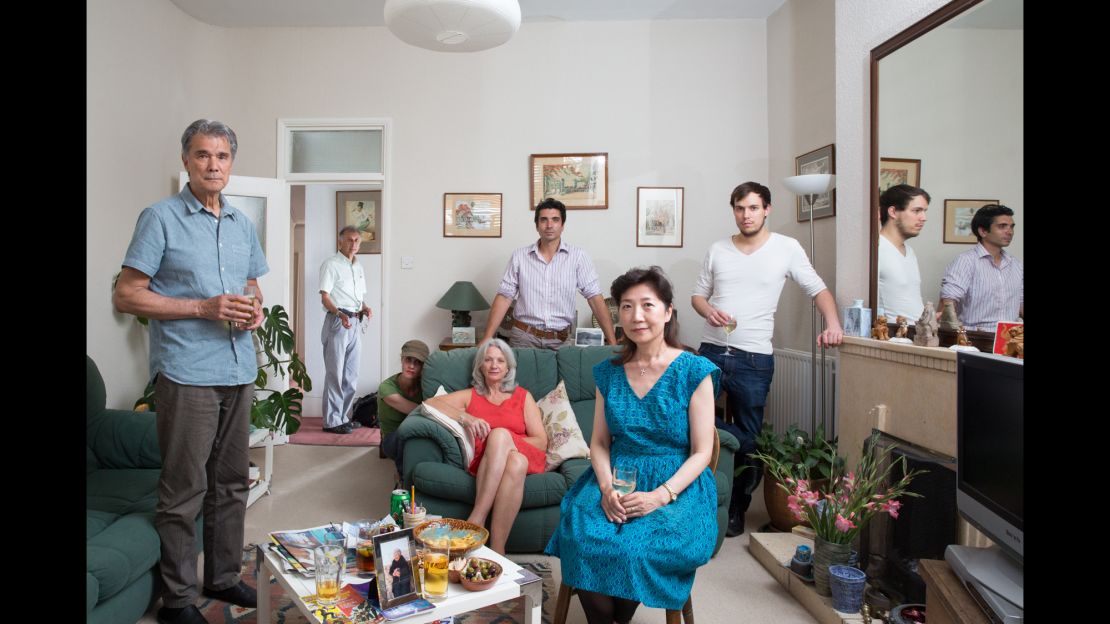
[946,351,1023,622]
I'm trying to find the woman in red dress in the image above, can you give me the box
[425,338,547,553]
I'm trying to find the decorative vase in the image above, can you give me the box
[828,565,867,613]
[813,536,853,596]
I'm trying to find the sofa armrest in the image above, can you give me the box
[87,408,161,470]
[716,427,740,456]
[397,414,466,485]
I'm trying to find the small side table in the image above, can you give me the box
[440,337,476,352]
[918,559,990,624]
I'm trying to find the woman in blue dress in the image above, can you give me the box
[545,266,719,624]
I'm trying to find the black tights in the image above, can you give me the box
[578,589,640,624]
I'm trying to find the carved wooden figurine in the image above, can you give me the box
[895,316,909,339]
[1004,325,1024,359]
[872,315,890,340]
[956,325,971,346]
[913,301,940,347]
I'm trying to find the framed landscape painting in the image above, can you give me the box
[530,153,608,210]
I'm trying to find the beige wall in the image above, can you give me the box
[87,0,769,407]
[766,0,836,353]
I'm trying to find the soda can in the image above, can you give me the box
[390,489,411,526]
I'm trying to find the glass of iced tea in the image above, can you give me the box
[355,539,375,576]
[422,546,450,601]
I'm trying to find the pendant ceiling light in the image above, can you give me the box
[384,0,522,52]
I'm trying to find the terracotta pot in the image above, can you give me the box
[762,468,828,532]
[813,536,853,597]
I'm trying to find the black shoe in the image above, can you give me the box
[202,581,257,608]
[157,605,210,624]
[347,419,363,429]
[726,509,746,537]
[323,423,354,434]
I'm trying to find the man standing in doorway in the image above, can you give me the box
[114,119,266,624]
[692,181,844,537]
[480,198,617,349]
[940,204,1023,331]
[319,226,374,434]
[877,184,930,320]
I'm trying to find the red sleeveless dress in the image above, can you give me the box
[465,386,547,476]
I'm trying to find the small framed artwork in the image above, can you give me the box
[878,157,921,191]
[451,326,476,345]
[992,321,1024,359]
[530,153,608,210]
[636,187,684,247]
[443,193,502,238]
[337,190,382,254]
[373,527,419,609]
[795,144,836,221]
[944,198,998,243]
[574,327,604,347]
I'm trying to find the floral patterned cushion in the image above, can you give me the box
[538,380,590,471]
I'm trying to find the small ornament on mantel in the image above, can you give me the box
[949,324,980,352]
[912,301,940,347]
[890,315,912,344]
[939,300,961,331]
[871,314,890,341]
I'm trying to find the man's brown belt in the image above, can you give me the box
[511,318,570,341]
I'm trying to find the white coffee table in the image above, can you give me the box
[255,544,543,623]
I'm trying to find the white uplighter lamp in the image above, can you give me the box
[782,174,836,437]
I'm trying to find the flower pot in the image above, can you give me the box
[828,565,867,613]
[813,536,852,596]
[762,469,828,532]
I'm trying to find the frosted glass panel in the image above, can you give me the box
[290,129,382,174]
[226,194,266,251]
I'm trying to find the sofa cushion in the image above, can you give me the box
[87,468,160,516]
[86,512,160,603]
[87,509,119,541]
[555,345,621,402]
[537,381,590,471]
[413,461,578,509]
[421,347,559,399]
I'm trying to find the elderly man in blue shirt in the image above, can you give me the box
[114,119,268,624]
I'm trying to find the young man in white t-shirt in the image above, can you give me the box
[877,184,930,321]
[692,181,844,536]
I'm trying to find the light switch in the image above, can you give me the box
[401,255,414,269]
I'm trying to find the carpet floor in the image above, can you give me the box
[289,418,382,447]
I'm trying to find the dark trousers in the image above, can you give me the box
[154,375,251,607]
[381,431,404,477]
[699,343,775,514]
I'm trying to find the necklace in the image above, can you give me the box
[635,349,667,377]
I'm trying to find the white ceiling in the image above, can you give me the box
[167,0,788,28]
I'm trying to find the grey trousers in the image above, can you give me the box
[154,375,251,608]
[321,312,361,428]
[507,324,573,350]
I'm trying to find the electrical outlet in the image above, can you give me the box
[401,256,414,269]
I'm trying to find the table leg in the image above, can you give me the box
[256,545,272,623]
[514,568,543,624]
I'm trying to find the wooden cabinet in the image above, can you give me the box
[918,559,990,624]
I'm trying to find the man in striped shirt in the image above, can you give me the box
[480,198,617,349]
[940,204,1023,332]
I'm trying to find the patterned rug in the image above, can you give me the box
[289,419,382,447]
[197,547,554,624]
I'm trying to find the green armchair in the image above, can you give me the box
[395,345,739,554]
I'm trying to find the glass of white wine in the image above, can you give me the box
[613,466,637,495]
[722,315,738,355]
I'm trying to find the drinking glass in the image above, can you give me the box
[421,546,449,601]
[235,284,259,329]
[612,466,637,495]
[313,544,344,606]
[722,314,738,355]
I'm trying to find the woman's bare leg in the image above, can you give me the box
[468,428,513,527]
[488,451,528,553]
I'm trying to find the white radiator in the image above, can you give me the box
[765,347,837,438]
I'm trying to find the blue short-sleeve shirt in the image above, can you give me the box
[122,187,269,386]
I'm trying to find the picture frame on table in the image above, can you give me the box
[530,153,608,210]
[574,327,604,347]
[795,144,836,221]
[372,527,419,609]
[944,198,998,244]
[992,321,1024,359]
[636,186,684,247]
[878,157,921,191]
[444,193,503,237]
[336,190,382,254]
[451,326,476,345]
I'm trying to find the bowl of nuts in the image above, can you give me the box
[459,557,502,591]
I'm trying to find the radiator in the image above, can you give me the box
[765,347,837,438]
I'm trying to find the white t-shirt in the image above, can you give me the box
[877,235,924,321]
[318,251,366,311]
[693,233,828,354]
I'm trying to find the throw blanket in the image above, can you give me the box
[416,391,476,467]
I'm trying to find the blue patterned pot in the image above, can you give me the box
[828,565,867,613]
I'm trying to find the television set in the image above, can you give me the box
[946,351,1023,622]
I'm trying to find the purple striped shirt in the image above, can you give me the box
[940,243,1023,331]
[496,240,603,331]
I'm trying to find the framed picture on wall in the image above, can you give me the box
[878,157,921,191]
[795,144,836,221]
[636,186,684,247]
[944,198,998,244]
[337,190,382,254]
[530,153,608,210]
[443,193,502,237]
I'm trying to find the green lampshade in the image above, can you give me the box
[435,281,490,312]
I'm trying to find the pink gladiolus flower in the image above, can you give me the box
[801,490,821,507]
[881,500,902,519]
[787,495,805,520]
[835,514,857,532]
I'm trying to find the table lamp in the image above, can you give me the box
[435,281,490,328]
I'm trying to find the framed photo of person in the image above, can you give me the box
[530,153,608,210]
[373,528,419,609]
[337,190,382,254]
[944,198,997,244]
[795,144,836,221]
[443,193,502,238]
[878,157,921,191]
[636,186,684,247]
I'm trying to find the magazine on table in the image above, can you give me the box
[268,522,346,572]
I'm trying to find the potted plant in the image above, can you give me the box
[750,422,843,531]
[753,431,926,596]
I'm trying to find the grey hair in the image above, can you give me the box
[180,119,238,159]
[339,225,360,237]
[471,338,517,395]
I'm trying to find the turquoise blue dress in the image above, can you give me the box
[544,351,720,610]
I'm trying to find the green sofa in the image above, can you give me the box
[395,345,739,554]
[86,356,203,624]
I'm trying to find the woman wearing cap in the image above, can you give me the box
[379,339,431,478]
[425,338,547,554]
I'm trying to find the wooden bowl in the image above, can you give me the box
[447,558,466,584]
[459,557,502,591]
[413,518,489,556]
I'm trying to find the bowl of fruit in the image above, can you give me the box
[459,557,502,591]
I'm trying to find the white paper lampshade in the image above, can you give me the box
[783,174,836,195]
[384,0,521,52]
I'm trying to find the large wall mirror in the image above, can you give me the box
[869,0,1023,337]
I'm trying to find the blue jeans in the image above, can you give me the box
[699,343,774,513]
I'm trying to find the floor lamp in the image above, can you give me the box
[782,173,836,437]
